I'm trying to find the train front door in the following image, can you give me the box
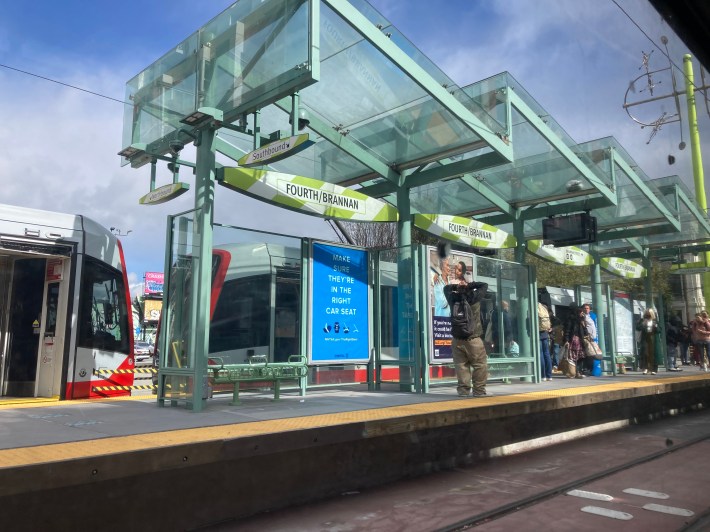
[1,258,45,397]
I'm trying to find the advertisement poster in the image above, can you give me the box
[310,243,369,363]
[144,272,164,294]
[428,247,474,361]
[613,293,635,355]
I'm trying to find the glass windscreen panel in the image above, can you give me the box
[476,256,535,380]
[164,213,199,376]
[123,0,315,156]
[376,246,417,366]
[210,225,302,364]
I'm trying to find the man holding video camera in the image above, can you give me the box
[444,277,488,397]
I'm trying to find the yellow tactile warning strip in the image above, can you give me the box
[0,396,61,407]
[0,374,708,469]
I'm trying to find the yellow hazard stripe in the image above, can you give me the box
[92,385,157,392]
[93,368,158,375]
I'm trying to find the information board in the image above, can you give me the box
[310,243,369,363]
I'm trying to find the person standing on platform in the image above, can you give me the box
[490,300,513,355]
[444,276,488,397]
[690,313,702,366]
[637,308,662,374]
[679,322,692,366]
[665,318,682,372]
[583,303,598,342]
[538,301,553,381]
[563,305,588,379]
[691,310,710,371]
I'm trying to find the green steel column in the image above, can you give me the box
[605,284,618,375]
[396,185,416,392]
[683,54,710,308]
[590,245,606,357]
[642,251,653,310]
[291,93,300,136]
[513,215,526,265]
[189,127,217,412]
[512,217,533,381]
[150,159,157,191]
[300,239,310,396]
[657,292,668,366]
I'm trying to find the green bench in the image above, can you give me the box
[208,354,308,405]
[614,351,637,373]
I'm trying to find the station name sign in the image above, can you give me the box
[217,168,399,222]
[238,134,314,167]
[139,182,190,205]
[527,239,593,266]
[414,214,516,248]
[601,257,646,278]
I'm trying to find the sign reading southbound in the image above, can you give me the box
[217,167,399,222]
[414,214,517,248]
[238,134,314,167]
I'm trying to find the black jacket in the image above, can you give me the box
[443,282,488,338]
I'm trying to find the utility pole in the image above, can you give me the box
[623,43,710,314]
[682,54,710,308]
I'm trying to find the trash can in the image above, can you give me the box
[592,358,602,377]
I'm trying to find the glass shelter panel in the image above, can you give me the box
[479,257,535,380]
[211,225,303,364]
[160,211,200,404]
[424,250,535,388]
[374,246,419,389]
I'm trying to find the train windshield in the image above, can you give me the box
[77,256,131,354]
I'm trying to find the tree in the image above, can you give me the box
[337,221,397,249]
[337,221,440,249]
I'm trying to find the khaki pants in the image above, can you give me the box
[452,336,488,395]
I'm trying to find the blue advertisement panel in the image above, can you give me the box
[310,243,370,363]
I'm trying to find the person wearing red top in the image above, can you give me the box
[691,310,710,371]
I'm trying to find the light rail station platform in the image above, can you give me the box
[1,370,709,531]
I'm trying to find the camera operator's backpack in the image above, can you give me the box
[451,298,475,339]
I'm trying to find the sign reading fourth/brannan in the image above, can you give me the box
[414,214,517,248]
[601,257,646,278]
[217,168,399,222]
[527,239,593,266]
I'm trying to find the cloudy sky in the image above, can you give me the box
[1,0,707,297]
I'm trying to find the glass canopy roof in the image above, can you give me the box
[120,0,703,257]
[595,175,710,255]
[122,0,512,182]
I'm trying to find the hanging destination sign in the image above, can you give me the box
[238,134,314,167]
[139,182,190,205]
[527,239,593,266]
[217,167,399,222]
[601,257,646,278]
[414,214,517,248]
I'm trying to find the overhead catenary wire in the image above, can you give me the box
[0,62,131,105]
